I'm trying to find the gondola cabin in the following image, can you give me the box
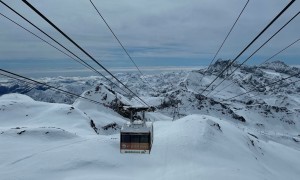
[120,120,153,154]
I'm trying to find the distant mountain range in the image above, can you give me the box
[1,60,300,179]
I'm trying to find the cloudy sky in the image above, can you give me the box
[0,0,299,70]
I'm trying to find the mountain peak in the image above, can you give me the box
[260,60,300,76]
[261,60,289,69]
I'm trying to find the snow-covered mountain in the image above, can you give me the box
[1,60,300,179]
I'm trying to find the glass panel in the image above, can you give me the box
[121,134,131,143]
[131,135,140,143]
[140,135,149,143]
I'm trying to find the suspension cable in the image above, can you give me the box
[206,11,299,96]
[179,0,295,110]
[89,0,150,86]
[0,0,131,96]
[0,12,92,71]
[221,71,300,102]
[22,0,150,107]
[1,0,148,106]
[0,69,108,106]
[261,38,300,65]
[212,38,300,96]
[199,0,249,83]
[199,0,295,95]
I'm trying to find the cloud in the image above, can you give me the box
[0,0,299,66]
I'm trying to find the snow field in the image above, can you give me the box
[1,99,300,180]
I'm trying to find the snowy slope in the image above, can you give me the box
[1,60,300,179]
[0,94,95,136]
[0,93,127,136]
[1,113,300,180]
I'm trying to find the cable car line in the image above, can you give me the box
[0,0,130,96]
[260,38,300,65]
[245,78,300,104]
[0,12,127,96]
[0,73,40,92]
[0,70,104,106]
[0,0,148,107]
[89,0,151,87]
[212,37,300,96]
[205,11,300,96]
[85,0,159,150]
[179,0,295,110]
[22,0,150,107]
[198,0,295,95]
[0,12,92,72]
[221,71,300,102]
[0,69,108,106]
[199,0,249,83]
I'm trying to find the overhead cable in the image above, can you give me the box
[0,12,92,71]
[0,69,107,106]
[199,0,295,95]
[261,38,300,65]
[212,38,300,96]
[22,0,150,107]
[199,0,249,83]
[206,11,300,96]
[0,0,130,96]
[90,0,148,83]
[222,71,300,102]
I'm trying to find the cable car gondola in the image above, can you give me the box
[120,107,153,154]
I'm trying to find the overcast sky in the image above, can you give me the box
[0,0,299,68]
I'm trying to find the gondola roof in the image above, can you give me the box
[121,121,152,133]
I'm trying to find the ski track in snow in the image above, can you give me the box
[10,138,93,165]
